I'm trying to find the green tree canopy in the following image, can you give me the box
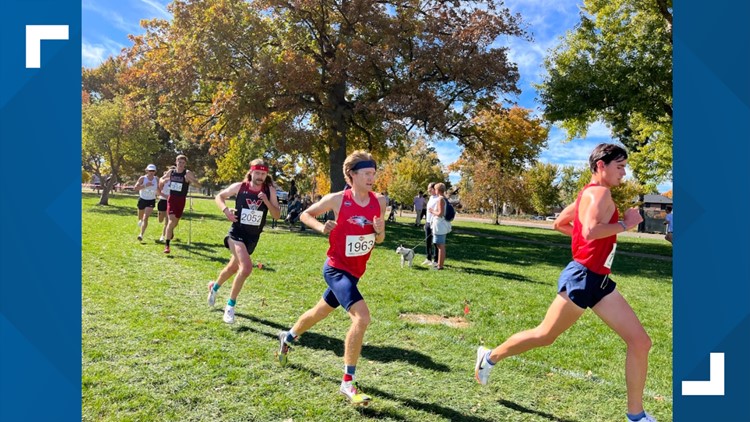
[377,139,446,206]
[82,97,160,204]
[537,0,672,185]
[524,162,559,215]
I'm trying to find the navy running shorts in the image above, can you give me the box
[321,260,363,311]
[557,260,616,309]
[157,199,168,212]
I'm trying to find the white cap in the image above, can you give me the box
[146,164,157,171]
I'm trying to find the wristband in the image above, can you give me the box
[618,221,627,231]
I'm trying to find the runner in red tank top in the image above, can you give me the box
[473,144,657,422]
[276,150,386,406]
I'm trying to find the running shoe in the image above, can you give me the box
[628,412,657,422]
[223,305,235,324]
[340,381,371,406]
[207,282,217,306]
[474,346,493,385]
[276,331,291,367]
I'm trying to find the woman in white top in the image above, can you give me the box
[134,164,159,241]
[422,183,440,266]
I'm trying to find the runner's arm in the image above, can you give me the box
[133,176,145,192]
[186,170,201,187]
[552,202,576,237]
[301,193,340,234]
[215,183,242,221]
[580,187,626,240]
[264,186,282,220]
[373,195,387,243]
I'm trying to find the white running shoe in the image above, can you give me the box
[137,220,142,227]
[207,282,217,307]
[223,305,235,324]
[340,380,371,406]
[474,346,493,385]
[276,331,291,367]
[159,235,165,242]
[628,412,657,422]
[421,259,432,266]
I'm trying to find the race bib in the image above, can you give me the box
[603,243,617,269]
[169,181,183,192]
[345,234,376,257]
[240,208,264,226]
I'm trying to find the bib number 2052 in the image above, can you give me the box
[240,208,264,226]
[345,234,376,257]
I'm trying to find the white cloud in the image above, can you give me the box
[432,140,463,167]
[137,0,171,19]
[83,0,141,33]
[82,37,127,68]
[82,41,108,68]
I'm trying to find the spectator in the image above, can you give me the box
[413,190,426,227]
[664,206,673,243]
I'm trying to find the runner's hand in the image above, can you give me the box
[224,208,237,223]
[623,207,643,228]
[322,220,337,235]
[372,216,385,235]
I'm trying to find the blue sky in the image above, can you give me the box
[82,0,672,193]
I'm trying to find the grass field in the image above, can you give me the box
[82,193,673,421]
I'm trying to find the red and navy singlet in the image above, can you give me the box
[571,183,619,275]
[326,190,381,278]
[231,182,270,236]
[168,170,190,197]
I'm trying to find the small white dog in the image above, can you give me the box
[395,245,415,268]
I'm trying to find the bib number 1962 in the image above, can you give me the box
[345,234,376,257]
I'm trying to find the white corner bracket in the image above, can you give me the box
[26,25,69,68]
[681,352,725,396]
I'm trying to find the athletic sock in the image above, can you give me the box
[227,298,236,307]
[212,283,221,292]
[285,330,297,344]
[166,239,171,247]
[484,351,496,366]
[627,411,646,421]
[343,365,356,382]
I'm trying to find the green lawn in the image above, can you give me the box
[82,193,673,421]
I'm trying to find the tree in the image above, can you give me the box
[376,139,446,207]
[524,162,559,215]
[537,0,672,185]
[127,0,528,191]
[82,97,160,205]
[453,105,549,223]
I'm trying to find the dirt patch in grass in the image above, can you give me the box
[399,313,469,328]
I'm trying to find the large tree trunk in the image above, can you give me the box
[98,174,118,205]
[327,82,350,192]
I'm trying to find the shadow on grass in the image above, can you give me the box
[288,363,496,422]
[382,223,672,280]
[233,313,450,372]
[497,398,579,422]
